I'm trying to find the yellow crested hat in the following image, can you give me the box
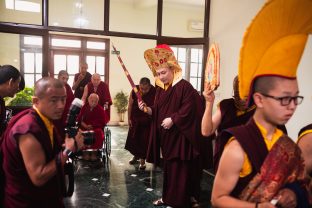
[238,0,312,105]
[144,44,182,89]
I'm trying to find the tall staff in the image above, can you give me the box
[112,44,147,112]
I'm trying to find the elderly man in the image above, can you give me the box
[72,62,91,99]
[81,73,112,124]
[1,77,84,207]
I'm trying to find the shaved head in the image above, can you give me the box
[253,76,292,94]
[34,77,64,98]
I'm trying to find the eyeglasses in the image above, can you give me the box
[261,93,304,106]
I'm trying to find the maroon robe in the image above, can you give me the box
[125,85,156,158]
[54,83,75,140]
[0,97,6,137]
[1,108,64,208]
[146,79,203,207]
[298,124,312,137]
[86,81,112,124]
[77,104,106,149]
[73,72,92,99]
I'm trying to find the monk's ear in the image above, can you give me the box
[253,92,264,108]
[32,96,39,105]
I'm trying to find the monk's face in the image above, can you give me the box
[139,84,151,95]
[255,78,299,126]
[7,77,21,97]
[91,75,101,87]
[156,67,174,85]
[58,74,69,85]
[33,87,67,120]
[88,95,99,108]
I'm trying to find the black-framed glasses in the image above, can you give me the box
[261,93,304,106]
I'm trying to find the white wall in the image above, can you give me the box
[209,0,312,139]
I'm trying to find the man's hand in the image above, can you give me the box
[203,82,215,103]
[161,117,173,130]
[276,188,297,208]
[138,101,146,112]
[74,130,85,151]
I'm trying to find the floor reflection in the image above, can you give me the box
[64,126,213,208]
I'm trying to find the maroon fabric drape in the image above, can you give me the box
[77,104,106,149]
[73,72,92,99]
[125,85,155,158]
[1,108,64,208]
[86,81,112,124]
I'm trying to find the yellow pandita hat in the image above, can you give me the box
[144,44,182,89]
[238,0,312,105]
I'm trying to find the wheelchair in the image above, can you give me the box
[99,126,111,163]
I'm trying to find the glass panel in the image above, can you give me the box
[35,53,42,73]
[0,0,42,25]
[177,48,186,61]
[86,56,95,74]
[109,0,157,35]
[35,73,42,82]
[68,75,75,87]
[54,55,66,72]
[172,47,178,57]
[190,63,198,77]
[198,49,203,63]
[197,78,202,91]
[191,48,199,63]
[24,74,35,87]
[179,62,186,75]
[96,56,104,74]
[190,77,198,89]
[24,53,35,73]
[24,36,42,46]
[0,33,20,67]
[51,39,81,48]
[87,41,105,50]
[162,0,205,38]
[68,55,79,73]
[49,0,104,30]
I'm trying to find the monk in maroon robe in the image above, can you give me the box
[54,70,75,140]
[1,77,84,208]
[72,62,92,99]
[140,45,203,207]
[82,73,112,124]
[77,93,106,160]
[125,77,156,169]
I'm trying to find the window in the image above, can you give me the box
[20,35,43,87]
[171,45,203,92]
[50,35,110,85]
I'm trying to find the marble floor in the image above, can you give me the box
[64,126,214,208]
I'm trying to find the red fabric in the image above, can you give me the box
[77,104,106,149]
[239,135,306,202]
[86,81,112,124]
[146,79,204,205]
[125,85,156,158]
[54,83,75,141]
[1,109,64,208]
[156,44,173,52]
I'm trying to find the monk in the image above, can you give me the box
[77,93,106,161]
[297,124,312,194]
[54,70,75,139]
[1,77,84,207]
[125,77,156,169]
[72,62,91,99]
[202,76,286,172]
[139,44,203,208]
[81,73,112,124]
[212,0,311,206]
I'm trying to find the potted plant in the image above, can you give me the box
[4,87,34,115]
[113,90,128,124]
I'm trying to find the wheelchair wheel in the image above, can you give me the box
[105,127,111,157]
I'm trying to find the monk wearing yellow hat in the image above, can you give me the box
[211,0,312,207]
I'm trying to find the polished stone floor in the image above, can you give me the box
[64,126,213,208]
